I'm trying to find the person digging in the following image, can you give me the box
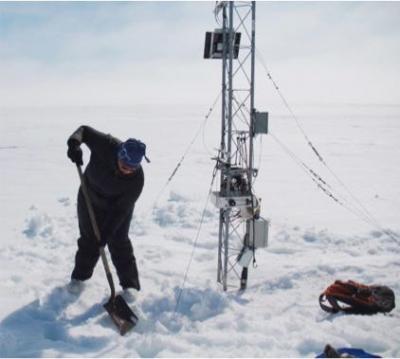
[66,125,148,303]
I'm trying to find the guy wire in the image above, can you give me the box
[148,92,221,214]
[175,164,219,314]
[256,49,399,242]
[270,132,400,243]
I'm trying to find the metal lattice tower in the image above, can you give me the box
[205,1,269,291]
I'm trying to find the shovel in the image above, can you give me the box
[76,164,138,335]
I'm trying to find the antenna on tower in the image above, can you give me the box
[204,1,269,291]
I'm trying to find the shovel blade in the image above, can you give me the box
[104,294,138,335]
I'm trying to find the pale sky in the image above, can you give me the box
[0,1,399,107]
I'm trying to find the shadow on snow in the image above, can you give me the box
[0,286,112,357]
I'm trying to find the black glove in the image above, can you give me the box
[67,139,83,165]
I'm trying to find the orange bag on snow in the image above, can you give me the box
[319,280,395,314]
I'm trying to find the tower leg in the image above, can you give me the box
[217,210,224,284]
[240,267,248,291]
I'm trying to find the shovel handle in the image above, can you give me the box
[76,164,116,299]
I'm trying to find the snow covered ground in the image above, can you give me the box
[0,104,399,357]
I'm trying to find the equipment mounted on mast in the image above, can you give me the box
[204,1,269,291]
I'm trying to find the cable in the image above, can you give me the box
[255,49,325,164]
[322,159,400,241]
[148,92,221,214]
[214,1,225,25]
[250,134,263,188]
[256,49,400,242]
[270,132,367,218]
[270,132,400,242]
[270,132,341,203]
[202,105,218,158]
[174,165,219,313]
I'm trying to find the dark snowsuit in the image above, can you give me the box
[69,126,144,290]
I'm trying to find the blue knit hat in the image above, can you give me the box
[118,138,149,168]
